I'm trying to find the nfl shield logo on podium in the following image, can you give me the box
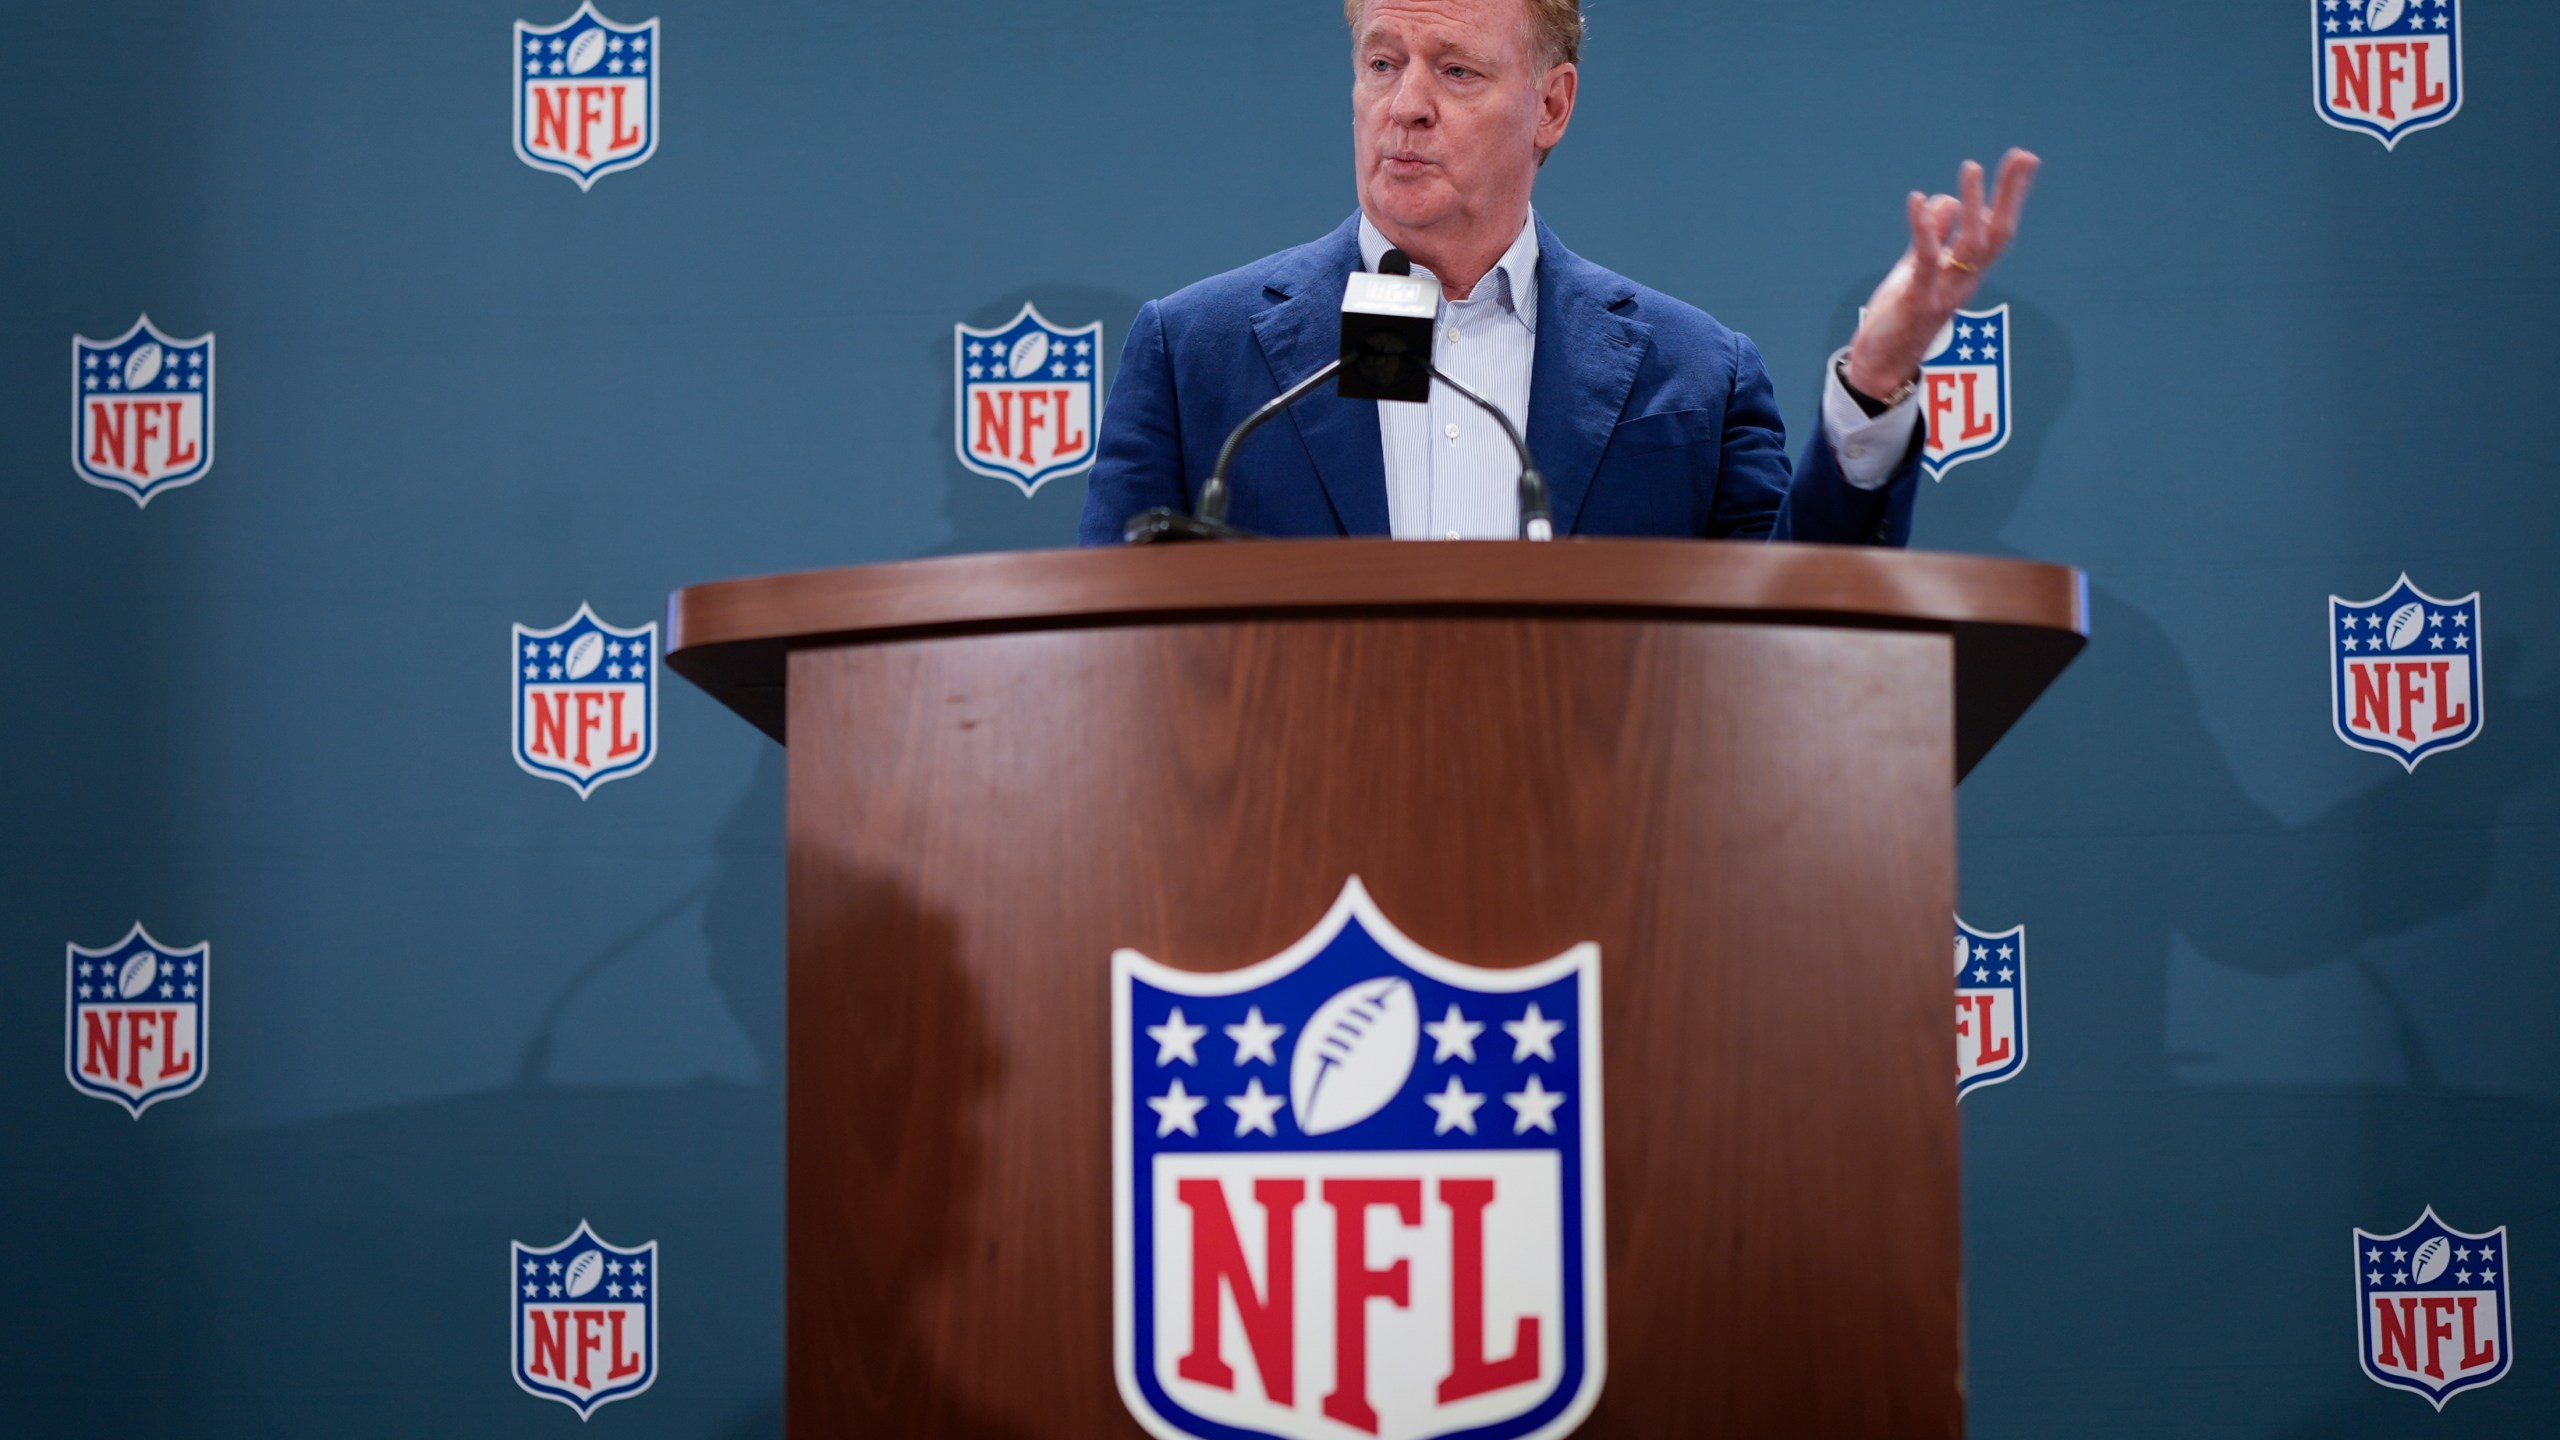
[1919,305,2010,479]
[2315,0,2462,149]
[514,604,658,796]
[1113,878,1605,1440]
[66,924,208,1117]
[514,1221,658,1416]
[1954,918,2026,1099]
[2355,1207,2509,1408]
[515,3,658,188]
[2330,575,2481,771]
[957,304,1102,496]
[73,317,212,506]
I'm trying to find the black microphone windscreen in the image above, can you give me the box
[1380,249,1412,276]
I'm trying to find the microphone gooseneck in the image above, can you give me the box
[1196,359,1346,527]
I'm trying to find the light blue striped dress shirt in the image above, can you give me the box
[1356,211,1918,540]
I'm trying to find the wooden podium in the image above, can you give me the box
[667,540,2085,1439]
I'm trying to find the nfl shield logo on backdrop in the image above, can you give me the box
[65,924,208,1117]
[1920,305,2009,479]
[513,603,657,796]
[514,1221,658,1417]
[957,305,1102,495]
[1114,878,1605,1440]
[516,3,658,188]
[1954,918,2026,1099]
[2356,1207,2510,1408]
[73,317,212,506]
[2331,575,2482,771]
[2316,0,2461,149]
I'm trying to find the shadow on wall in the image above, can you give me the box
[1865,283,2560,1096]
[931,284,1142,556]
[0,749,898,1437]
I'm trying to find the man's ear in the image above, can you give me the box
[1537,63,1578,153]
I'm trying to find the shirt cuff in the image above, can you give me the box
[1820,347,1922,491]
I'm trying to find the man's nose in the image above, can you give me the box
[1389,69,1435,126]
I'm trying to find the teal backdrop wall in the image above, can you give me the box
[4,0,2555,1434]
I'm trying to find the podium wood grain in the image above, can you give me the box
[669,541,2086,1439]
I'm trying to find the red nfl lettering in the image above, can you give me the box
[2314,1,2462,150]
[956,305,1105,496]
[515,5,659,190]
[71,317,215,506]
[64,925,210,1117]
[1117,879,1603,1440]
[2355,1207,2510,1408]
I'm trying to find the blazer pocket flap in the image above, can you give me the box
[1606,408,1716,460]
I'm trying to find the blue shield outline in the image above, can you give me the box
[2354,1206,2510,1408]
[2329,574,2483,772]
[1112,877,1606,1440]
[64,923,210,1118]
[512,1220,660,1417]
[1955,918,2027,1100]
[514,2,660,189]
[2313,0,2462,151]
[72,315,214,507]
[1919,304,2010,479]
[512,602,659,797]
[956,303,1104,496]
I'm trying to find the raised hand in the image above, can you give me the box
[1844,148,2041,400]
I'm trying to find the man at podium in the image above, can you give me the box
[1078,0,2036,548]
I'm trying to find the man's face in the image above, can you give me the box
[1353,0,1572,241]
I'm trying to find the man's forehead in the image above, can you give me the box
[1357,0,1531,55]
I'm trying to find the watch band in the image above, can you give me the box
[1837,355,1917,418]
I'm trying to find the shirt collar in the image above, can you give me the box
[1357,210,1541,334]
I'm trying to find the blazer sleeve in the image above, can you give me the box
[1078,300,1186,546]
[1702,332,1924,548]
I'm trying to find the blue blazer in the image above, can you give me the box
[1078,214,1923,547]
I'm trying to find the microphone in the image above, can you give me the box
[1124,248,1553,543]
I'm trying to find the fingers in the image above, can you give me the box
[1986,148,2041,254]
[1906,190,1940,267]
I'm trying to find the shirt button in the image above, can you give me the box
[1446,530,1462,541]
[1846,445,1867,459]
[1444,424,1461,442]
[1447,329,1462,346]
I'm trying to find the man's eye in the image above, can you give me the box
[1446,66,1472,80]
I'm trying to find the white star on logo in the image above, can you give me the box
[1504,1074,1566,1134]
[1424,1076,1486,1135]
[1425,1003,1483,1063]
[1225,1078,1284,1137]
[1148,1078,1207,1137]
[1147,1008,1207,1066]
[1502,1002,1564,1062]
[1225,1007,1285,1066]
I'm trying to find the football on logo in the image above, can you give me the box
[1954,917,2026,1099]
[1114,878,1605,1440]
[513,1221,658,1417]
[2355,1207,2509,1408]
[65,924,210,1117]
[1918,305,2010,479]
[2315,0,2462,149]
[2330,575,2482,771]
[515,3,659,188]
[72,317,214,506]
[513,603,658,796]
[956,304,1104,496]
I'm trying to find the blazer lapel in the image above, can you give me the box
[1527,220,1649,538]
[1249,216,1390,537]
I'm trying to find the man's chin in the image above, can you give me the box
[1359,180,1456,236]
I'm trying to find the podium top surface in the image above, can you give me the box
[667,540,2086,777]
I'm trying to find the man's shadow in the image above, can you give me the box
[1838,290,2560,1437]
[65,748,1025,1439]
